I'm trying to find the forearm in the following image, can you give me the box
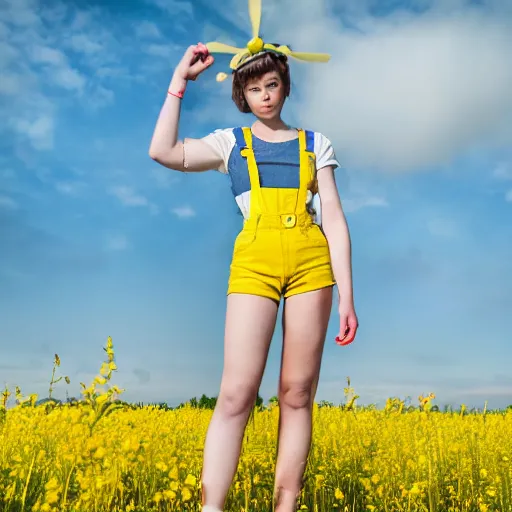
[322,202,354,303]
[148,74,187,166]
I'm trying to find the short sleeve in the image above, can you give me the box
[200,128,236,174]
[314,132,340,171]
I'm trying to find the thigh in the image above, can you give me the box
[220,293,279,392]
[280,287,333,387]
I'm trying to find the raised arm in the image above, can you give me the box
[148,44,223,173]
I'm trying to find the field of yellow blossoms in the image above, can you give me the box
[1,337,511,512]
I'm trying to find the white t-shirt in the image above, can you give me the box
[201,128,339,174]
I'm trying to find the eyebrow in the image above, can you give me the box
[246,75,280,88]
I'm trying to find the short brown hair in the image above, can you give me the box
[232,51,291,113]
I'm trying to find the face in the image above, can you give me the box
[243,71,285,119]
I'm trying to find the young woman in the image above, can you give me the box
[149,42,358,512]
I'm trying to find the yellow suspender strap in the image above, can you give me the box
[296,129,310,214]
[240,127,263,216]
[239,127,312,217]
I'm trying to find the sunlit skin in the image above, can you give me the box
[243,71,287,124]
[148,44,355,512]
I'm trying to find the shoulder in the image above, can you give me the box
[304,130,340,171]
[201,127,237,146]
[305,130,332,152]
[200,128,237,174]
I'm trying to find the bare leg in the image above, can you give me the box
[201,293,279,511]
[273,287,333,512]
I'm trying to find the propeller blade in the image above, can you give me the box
[248,0,262,39]
[205,41,245,54]
[230,50,250,69]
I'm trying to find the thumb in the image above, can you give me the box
[190,54,214,76]
[202,54,215,69]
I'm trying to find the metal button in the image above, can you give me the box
[282,214,296,228]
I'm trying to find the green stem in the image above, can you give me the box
[20,454,36,512]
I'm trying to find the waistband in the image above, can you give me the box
[242,211,314,230]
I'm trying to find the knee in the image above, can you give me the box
[217,384,257,418]
[279,381,313,410]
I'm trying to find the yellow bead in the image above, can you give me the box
[247,37,264,54]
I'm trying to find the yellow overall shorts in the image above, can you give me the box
[227,127,336,303]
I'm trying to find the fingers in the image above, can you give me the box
[188,42,214,78]
[335,315,358,346]
[335,332,352,346]
[191,42,210,64]
[193,42,208,55]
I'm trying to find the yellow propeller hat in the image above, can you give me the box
[205,0,331,82]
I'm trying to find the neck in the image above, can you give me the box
[251,117,294,141]
[254,116,288,131]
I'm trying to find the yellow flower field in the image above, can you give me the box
[1,337,511,512]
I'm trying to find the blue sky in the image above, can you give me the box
[1,0,511,409]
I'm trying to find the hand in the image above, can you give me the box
[174,42,214,82]
[335,300,358,346]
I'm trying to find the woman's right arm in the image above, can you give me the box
[148,44,223,173]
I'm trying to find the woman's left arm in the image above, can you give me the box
[317,165,359,345]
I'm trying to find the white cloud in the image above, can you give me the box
[109,185,159,214]
[0,0,130,156]
[30,45,68,66]
[12,115,54,150]
[1,0,39,26]
[110,185,149,207]
[171,206,196,218]
[69,10,93,31]
[0,72,22,95]
[40,3,68,25]
[228,0,512,172]
[106,234,129,251]
[0,195,18,210]
[88,84,115,109]
[150,168,179,189]
[493,162,512,180]
[55,181,87,196]
[51,66,86,92]
[135,21,162,39]
[342,196,388,213]
[27,45,86,92]
[69,33,103,54]
[145,0,193,16]
[144,43,178,58]
[0,41,19,66]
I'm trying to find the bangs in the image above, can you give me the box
[235,52,288,87]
